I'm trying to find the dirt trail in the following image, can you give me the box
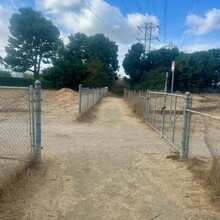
[1,93,220,219]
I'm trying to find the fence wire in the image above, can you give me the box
[124,90,185,152]
[78,86,107,117]
[0,87,33,187]
[124,90,220,161]
[189,95,220,158]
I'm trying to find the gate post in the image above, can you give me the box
[34,80,41,161]
[145,89,150,122]
[29,85,35,148]
[78,84,82,117]
[161,94,167,136]
[181,92,191,160]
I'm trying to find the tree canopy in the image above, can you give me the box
[122,43,145,86]
[4,7,60,79]
[42,33,119,89]
[123,44,220,92]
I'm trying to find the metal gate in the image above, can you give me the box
[0,81,41,186]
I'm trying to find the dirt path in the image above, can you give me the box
[2,93,220,219]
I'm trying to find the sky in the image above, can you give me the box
[0,0,220,76]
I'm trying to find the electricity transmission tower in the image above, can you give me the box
[137,22,160,54]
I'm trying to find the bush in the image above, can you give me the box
[0,76,55,89]
[0,70,12,77]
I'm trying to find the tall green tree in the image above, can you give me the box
[0,56,4,67]
[43,33,88,89]
[122,43,145,86]
[43,33,119,88]
[123,44,179,90]
[86,33,119,82]
[175,49,220,92]
[5,7,60,79]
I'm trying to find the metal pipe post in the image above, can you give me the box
[171,96,177,144]
[78,84,82,117]
[145,89,150,122]
[161,94,167,135]
[34,80,41,161]
[180,92,191,160]
[29,85,35,148]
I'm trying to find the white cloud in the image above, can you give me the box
[36,0,83,14]
[36,0,159,44]
[0,5,13,57]
[182,40,220,53]
[186,8,220,35]
[36,0,159,76]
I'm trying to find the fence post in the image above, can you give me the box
[124,88,126,100]
[29,85,35,148]
[78,84,82,117]
[34,80,41,161]
[161,94,167,136]
[145,89,150,122]
[180,91,191,160]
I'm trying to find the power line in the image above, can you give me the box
[80,0,130,45]
[179,0,199,49]
[164,0,167,46]
[120,0,139,27]
[135,0,142,12]
[144,0,152,15]
[151,0,157,16]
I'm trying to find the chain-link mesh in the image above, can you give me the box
[124,89,220,161]
[124,89,186,152]
[0,87,33,187]
[79,87,107,117]
[188,94,220,185]
[189,95,220,158]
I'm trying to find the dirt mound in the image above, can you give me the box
[54,88,78,101]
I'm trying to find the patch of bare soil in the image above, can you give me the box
[1,91,220,219]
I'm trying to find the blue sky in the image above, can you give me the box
[0,0,220,75]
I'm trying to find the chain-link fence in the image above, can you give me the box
[188,94,220,158]
[0,81,41,188]
[124,89,220,161]
[124,89,190,159]
[78,85,108,117]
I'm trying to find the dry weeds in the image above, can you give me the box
[186,157,220,210]
[0,160,49,220]
[126,91,220,211]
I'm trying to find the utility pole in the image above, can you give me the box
[137,22,160,55]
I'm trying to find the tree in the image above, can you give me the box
[122,43,145,87]
[42,33,119,88]
[0,56,4,67]
[0,70,12,77]
[175,50,220,92]
[42,33,89,89]
[5,7,60,79]
[87,33,119,83]
[83,60,109,87]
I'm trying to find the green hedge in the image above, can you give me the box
[0,76,56,89]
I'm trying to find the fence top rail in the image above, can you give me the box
[149,91,185,98]
[0,86,29,90]
[187,109,220,121]
[139,95,146,99]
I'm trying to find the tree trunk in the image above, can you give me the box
[34,55,38,79]
[34,65,38,79]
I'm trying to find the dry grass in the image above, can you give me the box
[126,95,146,122]
[77,105,99,123]
[0,161,49,220]
[186,157,220,209]
[126,91,220,209]
[166,151,180,160]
